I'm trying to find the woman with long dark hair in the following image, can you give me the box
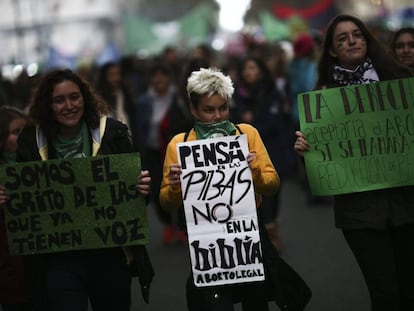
[390,27,414,69]
[294,15,414,311]
[233,56,296,250]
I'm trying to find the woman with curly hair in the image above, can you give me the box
[1,69,153,311]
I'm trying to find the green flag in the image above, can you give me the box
[122,14,158,54]
[260,11,290,41]
[122,3,218,54]
[180,3,218,46]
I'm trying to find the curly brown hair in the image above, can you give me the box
[30,69,109,140]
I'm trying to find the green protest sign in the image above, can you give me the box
[298,77,414,195]
[0,153,148,255]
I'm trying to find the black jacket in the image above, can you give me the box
[323,64,414,229]
[17,116,154,304]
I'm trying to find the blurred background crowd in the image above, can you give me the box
[0,0,412,109]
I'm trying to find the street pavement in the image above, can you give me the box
[130,177,370,311]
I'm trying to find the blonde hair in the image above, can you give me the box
[186,67,234,102]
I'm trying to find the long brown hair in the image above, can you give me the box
[390,27,414,68]
[317,14,412,88]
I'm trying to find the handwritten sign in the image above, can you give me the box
[177,134,264,287]
[1,153,148,255]
[298,77,414,195]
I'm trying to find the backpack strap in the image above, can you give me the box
[183,130,191,142]
[235,124,243,135]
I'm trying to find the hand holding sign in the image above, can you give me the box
[294,130,310,157]
[0,185,9,206]
[168,164,182,185]
[136,170,151,196]
[246,151,257,165]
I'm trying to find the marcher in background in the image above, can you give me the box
[94,61,139,149]
[233,56,296,250]
[157,57,210,244]
[294,14,414,311]
[134,63,180,245]
[192,43,216,67]
[168,57,208,139]
[271,42,291,110]
[161,46,183,86]
[288,33,317,128]
[1,69,153,311]
[0,107,31,311]
[390,27,414,69]
[288,33,331,205]
[160,67,310,311]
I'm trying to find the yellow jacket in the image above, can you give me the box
[159,123,280,210]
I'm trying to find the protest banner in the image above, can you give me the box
[177,134,265,287]
[298,77,414,195]
[0,153,148,255]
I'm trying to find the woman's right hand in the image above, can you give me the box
[0,185,9,206]
[294,131,310,157]
[137,170,151,196]
[169,164,182,186]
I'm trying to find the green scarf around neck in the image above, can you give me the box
[193,120,237,140]
[53,121,91,158]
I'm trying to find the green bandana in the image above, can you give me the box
[53,121,91,159]
[193,120,237,140]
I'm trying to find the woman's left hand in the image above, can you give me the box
[294,131,310,157]
[136,170,151,196]
[0,185,9,206]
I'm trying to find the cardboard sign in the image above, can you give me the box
[177,134,265,287]
[298,77,414,195]
[1,153,148,255]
